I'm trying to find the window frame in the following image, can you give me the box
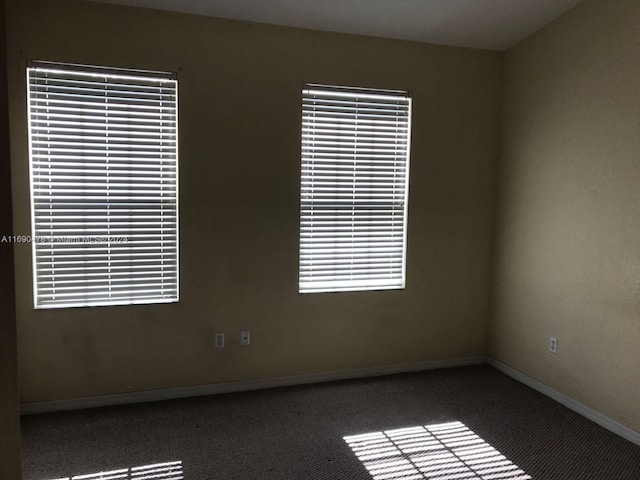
[26,60,180,309]
[298,83,412,294]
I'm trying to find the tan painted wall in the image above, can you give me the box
[492,0,640,431]
[7,0,501,402]
[0,0,23,477]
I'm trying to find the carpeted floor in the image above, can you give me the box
[21,365,640,480]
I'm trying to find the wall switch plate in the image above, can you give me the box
[240,330,250,346]
[549,336,558,354]
[215,332,225,348]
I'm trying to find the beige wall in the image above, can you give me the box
[7,0,501,402]
[492,0,640,431]
[0,0,23,477]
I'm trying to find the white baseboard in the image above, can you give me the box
[22,355,640,448]
[20,356,486,415]
[487,357,640,447]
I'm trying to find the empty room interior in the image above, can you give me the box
[1,0,640,479]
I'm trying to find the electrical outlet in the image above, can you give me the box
[240,330,250,346]
[549,337,558,354]
[215,332,225,348]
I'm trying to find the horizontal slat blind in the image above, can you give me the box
[27,61,179,308]
[299,84,411,293]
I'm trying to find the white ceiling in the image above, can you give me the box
[85,0,585,51]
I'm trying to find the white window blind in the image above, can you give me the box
[299,84,411,293]
[27,61,179,308]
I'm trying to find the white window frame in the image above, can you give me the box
[299,83,412,293]
[27,61,179,308]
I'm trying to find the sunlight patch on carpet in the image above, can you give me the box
[46,460,183,480]
[344,421,531,480]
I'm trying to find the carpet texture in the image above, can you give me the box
[21,365,640,480]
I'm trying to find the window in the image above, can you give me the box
[27,61,178,308]
[299,84,411,293]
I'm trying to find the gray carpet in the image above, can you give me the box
[21,365,640,480]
